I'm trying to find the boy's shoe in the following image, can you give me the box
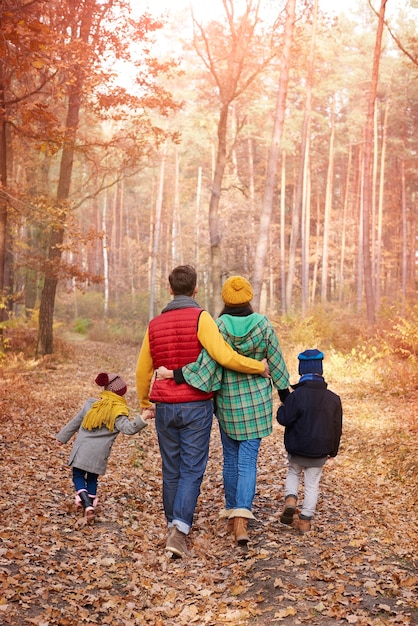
[165,527,189,558]
[294,515,312,534]
[280,496,297,525]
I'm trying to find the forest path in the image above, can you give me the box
[0,339,417,625]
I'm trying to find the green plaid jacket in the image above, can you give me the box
[182,313,289,440]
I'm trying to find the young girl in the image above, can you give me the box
[56,372,152,521]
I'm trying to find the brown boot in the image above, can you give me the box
[280,495,297,525]
[165,526,190,558]
[295,516,311,534]
[233,517,249,546]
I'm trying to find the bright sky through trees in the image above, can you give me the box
[137,0,359,20]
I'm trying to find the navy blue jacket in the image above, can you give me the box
[277,378,342,458]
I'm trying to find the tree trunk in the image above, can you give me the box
[401,158,407,302]
[376,98,388,309]
[149,143,167,321]
[172,146,182,266]
[209,102,229,315]
[252,0,296,311]
[338,144,352,303]
[37,79,82,355]
[0,59,8,343]
[301,143,311,315]
[280,151,286,314]
[194,166,202,270]
[285,0,318,313]
[321,103,335,303]
[37,2,94,355]
[357,149,364,309]
[311,192,321,306]
[102,190,109,318]
[301,0,317,314]
[362,0,387,327]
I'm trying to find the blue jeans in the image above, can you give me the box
[220,427,261,512]
[72,467,98,496]
[155,401,213,535]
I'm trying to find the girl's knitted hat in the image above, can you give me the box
[95,372,127,396]
[221,275,253,306]
[298,349,324,375]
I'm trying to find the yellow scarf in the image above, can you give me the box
[81,391,129,432]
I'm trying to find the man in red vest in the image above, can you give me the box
[136,265,268,558]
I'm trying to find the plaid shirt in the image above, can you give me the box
[182,313,289,441]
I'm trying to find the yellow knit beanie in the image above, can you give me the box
[221,276,253,306]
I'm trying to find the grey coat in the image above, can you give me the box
[56,398,147,475]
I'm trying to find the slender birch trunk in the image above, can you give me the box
[401,158,407,301]
[172,146,182,266]
[311,192,321,306]
[149,142,167,321]
[376,98,388,309]
[361,0,387,326]
[102,190,109,318]
[195,166,202,270]
[321,104,335,303]
[338,144,352,303]
[357,150,364,308]
[280,152,286,314]
[252,0,296,311]
[301,135,311,315]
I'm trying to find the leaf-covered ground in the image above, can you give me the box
[0,339,417,625]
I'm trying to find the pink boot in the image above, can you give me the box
[77,489,94,520]
[88,495,99,508]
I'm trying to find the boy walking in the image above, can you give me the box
[276,349,342,533]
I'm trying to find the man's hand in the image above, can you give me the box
[155,366,174,380]
[261,358,271,378]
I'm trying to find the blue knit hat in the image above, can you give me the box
[298,349,324,375]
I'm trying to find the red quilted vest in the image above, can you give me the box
[148,307,214,403]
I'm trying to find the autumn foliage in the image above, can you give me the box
[0,337,417,625]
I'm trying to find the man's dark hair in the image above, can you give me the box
[169,265,197,296]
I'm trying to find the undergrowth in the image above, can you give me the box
[2,304,418,392]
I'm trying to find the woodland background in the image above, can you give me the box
[1,0,418,358]
[0,2,418,623]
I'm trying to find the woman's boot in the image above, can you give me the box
[233,517,249,546]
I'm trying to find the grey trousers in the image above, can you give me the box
[285,457,325,518]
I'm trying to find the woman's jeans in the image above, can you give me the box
[285,458,324,519]
[220,427,261,512]
[72,467,98,496]
[155,400,214,535]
